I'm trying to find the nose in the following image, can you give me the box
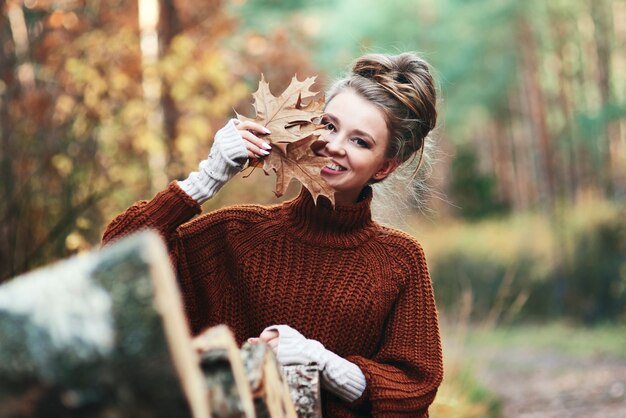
[323,133,346,157]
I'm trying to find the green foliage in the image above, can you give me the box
[430,365,502,418]
[564,208,626,321]
[575,102,626,161]
[449,146,508,219]
[418,200,626,323]
[465,322,626,359]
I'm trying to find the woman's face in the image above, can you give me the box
[317,90,398,204]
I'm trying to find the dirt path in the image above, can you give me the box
[475,347,626,418]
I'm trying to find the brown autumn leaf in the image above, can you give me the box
[263,134,333,205]
[238,74,334,205]
[237,74,324,141]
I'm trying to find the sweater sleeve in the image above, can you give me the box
[102,181,201,255]
[344,244,443,417]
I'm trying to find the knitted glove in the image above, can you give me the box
[177,119,248,204]
[263,325,366,402]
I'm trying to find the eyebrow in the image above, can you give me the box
[324,113,377,144]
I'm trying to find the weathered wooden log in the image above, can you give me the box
[196,328,321,418]
[0,231,209,418]
[240,343,298,418]
[195,325,256,417]
[280,364,321,418]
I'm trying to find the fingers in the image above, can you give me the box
[259,329,279,341]
[236,120,272,159]
[240,130,272,159]
[237,120,271,135]
[247,329,279,353]
[248,338,278,350]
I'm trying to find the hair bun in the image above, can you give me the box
[352,54,420,85]
[352,55,392,80]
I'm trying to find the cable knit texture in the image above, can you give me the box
[177,119,248,204]
[102,183,443,417]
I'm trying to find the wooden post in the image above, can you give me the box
[0,230,209,418]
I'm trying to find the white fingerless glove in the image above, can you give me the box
[263,325,366,402]
[177,119,248,204]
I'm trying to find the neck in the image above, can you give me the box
[331,186,374,205]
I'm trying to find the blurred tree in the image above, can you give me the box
[0,0,324,282]
[226,0,326,93]
[0,0,315,282]
[3,0,626,327]
[307,0,626,214]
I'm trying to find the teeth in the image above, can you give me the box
[326,163,345,171]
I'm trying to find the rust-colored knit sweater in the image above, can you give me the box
[103,182,443,417]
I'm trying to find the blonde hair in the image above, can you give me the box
[327,52,439,223]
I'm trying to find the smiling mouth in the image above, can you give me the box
[325,163,346,172]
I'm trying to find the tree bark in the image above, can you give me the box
[280,364,322,418]
[0,230,322,418]
[518,18,557,208]
[0,230,209,418]
[591,0,619,198]
[196,325,256,417]
[240,343,299,418]
[158,0,185,180]
[196,327,321,418]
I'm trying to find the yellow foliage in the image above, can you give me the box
[411,213,557,281]
[51,154,73,177]
[52,94,76,124]
[65,231,89,252]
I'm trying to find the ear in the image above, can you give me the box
[372,159,399,181]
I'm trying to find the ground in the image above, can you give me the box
[473,334,626,418]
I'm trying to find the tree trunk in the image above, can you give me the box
[507,90,533,211]
[158,0,185,180]
[518,18,557,208]
[591,0,619,198]
[547,10,580,204]
[138,0,168,192]
[0,230,209,418]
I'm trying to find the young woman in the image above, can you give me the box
[103,52,443,417]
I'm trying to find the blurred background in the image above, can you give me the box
[1,0,625,416]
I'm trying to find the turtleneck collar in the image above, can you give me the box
[282,187,377,248]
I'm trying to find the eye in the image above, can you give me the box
[321,116,336,132]
[352,137,371,149]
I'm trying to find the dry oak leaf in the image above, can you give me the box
[263,134,333,205]
[238,74,334,205]
[237,74,325,142]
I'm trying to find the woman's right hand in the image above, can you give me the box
[233,120,273,160]
[177,119,272,204]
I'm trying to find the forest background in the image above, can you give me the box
[1,0,625,416]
